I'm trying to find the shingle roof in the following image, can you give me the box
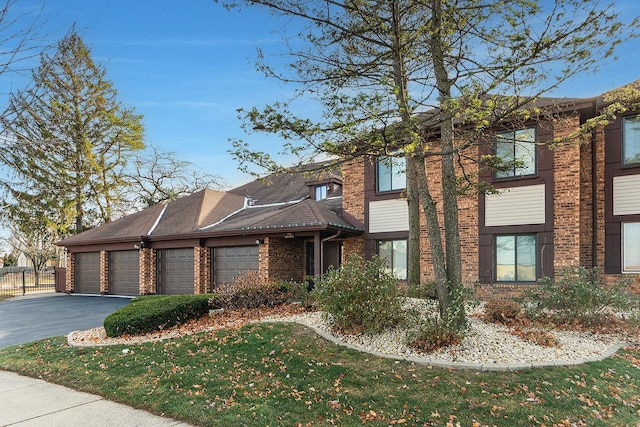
[57,164,359,247]
[58,189,246,245]
[199,198,360,234]
[228,161,341,204]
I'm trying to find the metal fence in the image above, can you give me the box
[0,267,58,297]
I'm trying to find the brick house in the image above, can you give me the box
[57,165,362,295]
[58,84,640,297]
[340,87,640,298]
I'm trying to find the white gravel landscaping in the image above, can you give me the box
[262,299,639,369]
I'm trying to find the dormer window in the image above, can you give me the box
[314,184,328,200]
[306,177,342,200]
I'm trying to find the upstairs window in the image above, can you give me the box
[494,127,536,179]
[314,184,327,200]
[495,234,536,282]
[623,116,640,166]
[376,155,406,192]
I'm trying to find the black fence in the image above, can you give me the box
[0,267,59,297]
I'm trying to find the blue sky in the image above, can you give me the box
[3,0,640,190]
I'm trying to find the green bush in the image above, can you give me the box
[103,294,214,337]
[407,315,463,353]
[406,281,437,299]
[315,254,403,334]
[521,267,633,323]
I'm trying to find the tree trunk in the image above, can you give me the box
[412,153,450,317]
[406,155,421,287]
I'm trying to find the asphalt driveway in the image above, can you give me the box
[0,293,131,347]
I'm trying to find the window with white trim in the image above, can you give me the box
[314,184,327,200]
[377,239,407,280]
[623,222,640,273]
[494,127,536,178]
[376,156,406,192]
[623,116,640,166]
[495,234,536,282]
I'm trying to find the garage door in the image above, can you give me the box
[74,252,100,294]
[156,248,194,295]
[109,250,140,296]
[213,246,259,285]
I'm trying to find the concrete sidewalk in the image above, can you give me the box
[0,370,193,427]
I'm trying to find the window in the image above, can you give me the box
[623,222,640,273]
[377,240,407,280]
[494,127,536,178]
[314,184,327,200]
[376,155,406,192]
[623,116,640,166]
[495,234,536,282]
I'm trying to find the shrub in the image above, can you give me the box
[521,266,633,323]
[103,294,213,337]
[315,254,403,334]
[406,281,437,300]
[212,271,303,310]
[407,315,463,353]
[406,286,471,352]
[483,299,525,326]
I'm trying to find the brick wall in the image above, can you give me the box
[343,236,365,259]
[139,248,156,294]
[193,246,210,294]
[342,158,366,223]
[99,250,108,294]
[416,148,479,286]
[65,253,74,292]
[552,115,584,274]
[260,237,305,282]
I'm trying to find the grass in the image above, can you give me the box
[1,322,639,426]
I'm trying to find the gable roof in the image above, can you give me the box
[58,189,246,246]
[58,164,360,248]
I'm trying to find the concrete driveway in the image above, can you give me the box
[0,293,131,347]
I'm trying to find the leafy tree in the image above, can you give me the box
[0,32,144,235]
[124,146,224,209]
[221,0,633,330]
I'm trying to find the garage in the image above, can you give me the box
[156,248,194,295]
[213,246,259,286]
[74,252,101,294]
[108,250,140,296]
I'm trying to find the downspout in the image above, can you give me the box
[320,230,342,279]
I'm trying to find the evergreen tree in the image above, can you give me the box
[0,32,144,235]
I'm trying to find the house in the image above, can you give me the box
[57,164,362,295]
[340,85,640,298]
[58,82,640,298]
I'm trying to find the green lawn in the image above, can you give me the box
[0,322,639,426]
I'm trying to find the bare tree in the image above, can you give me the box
[124,146,225,209]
